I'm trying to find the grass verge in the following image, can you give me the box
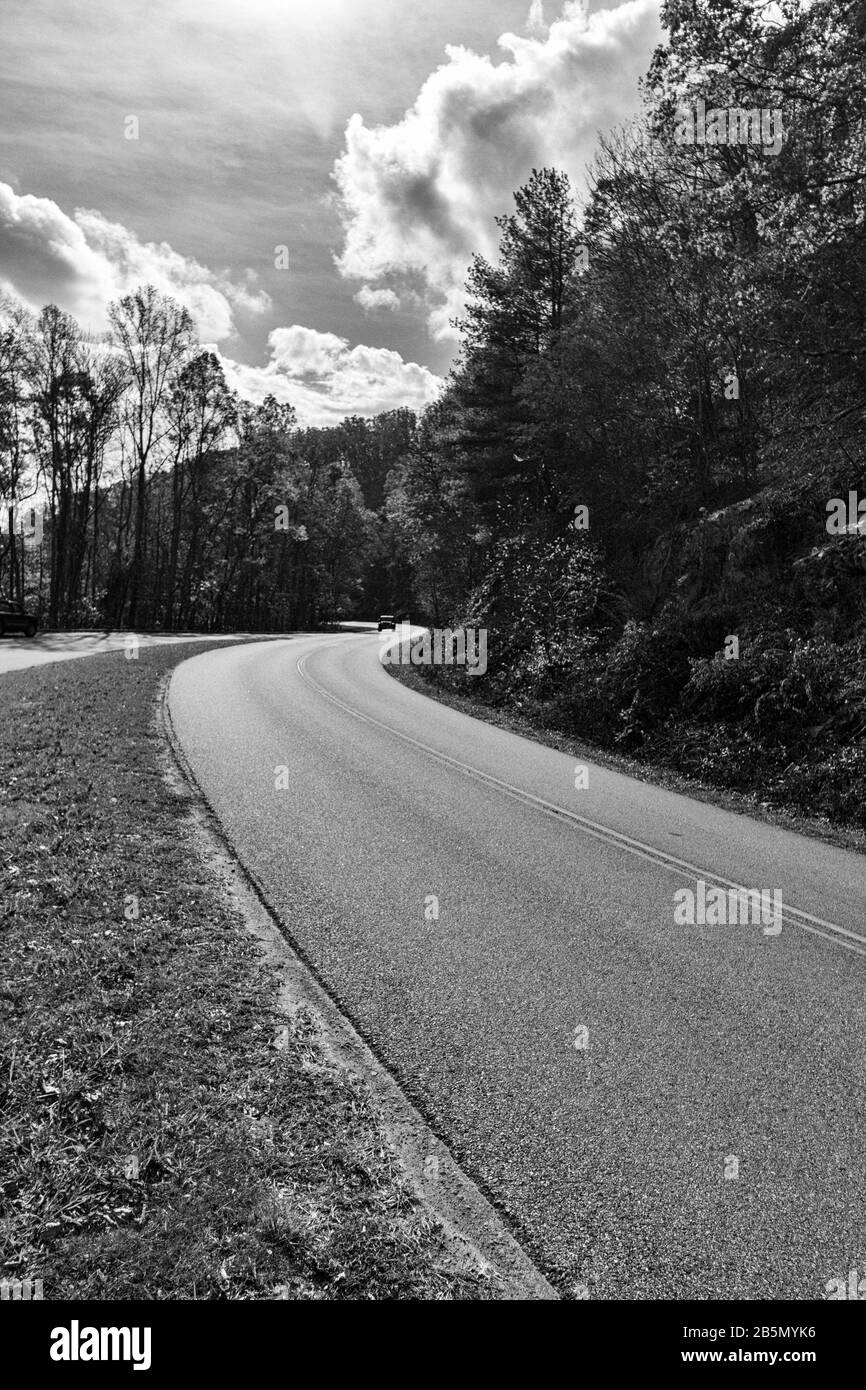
[0,641,498,1299]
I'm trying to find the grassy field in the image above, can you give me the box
[0,642,497,1299]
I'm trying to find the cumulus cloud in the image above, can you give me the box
[220,324,443,428]
[0,182,271,341]
[334,0,662,339]
[527,1,546,35]
[0,182,439,425]
[355,284,401,312]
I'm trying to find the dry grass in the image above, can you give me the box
[0,642,496,1299]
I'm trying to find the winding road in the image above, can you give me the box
[168,631,866,1299]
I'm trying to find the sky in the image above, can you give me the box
[0,0,664,425]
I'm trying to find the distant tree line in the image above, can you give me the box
[0,285,416,630]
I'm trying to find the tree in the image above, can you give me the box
[452,168,584,522]
[165,351,237,627]
[109,286,193,625]
[0,294,33,601]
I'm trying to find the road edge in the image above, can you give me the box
[382,655,866,858]
[158,665,558,1302]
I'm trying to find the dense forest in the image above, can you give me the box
[0,282,417,632]
[1,0,864,827]
[390,0,866,832]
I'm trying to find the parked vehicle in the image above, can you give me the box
[0,600,38,638]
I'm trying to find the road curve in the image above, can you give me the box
[168,632,866,1299]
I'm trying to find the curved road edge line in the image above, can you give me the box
[298,650,866,960]
[158,661,559,1302]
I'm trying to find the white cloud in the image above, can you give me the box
[221,324,443,427]
[333,0,662,339]
[355,284,401,312]
[527,1,547,35]
[267,325,350,379]
[0,182,440,425]
[0,182,271,341]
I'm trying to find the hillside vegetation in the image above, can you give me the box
[382,0,866,832]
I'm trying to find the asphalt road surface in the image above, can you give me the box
[168,632,866,1299]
